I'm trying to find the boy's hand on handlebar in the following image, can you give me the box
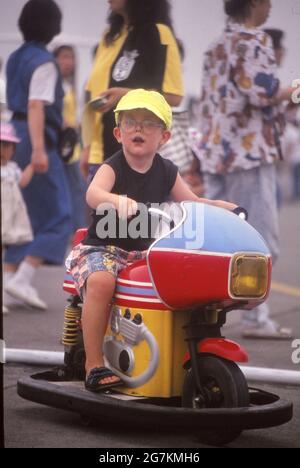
[115,195,138,219]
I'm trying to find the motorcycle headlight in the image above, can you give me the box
[229,254,269,298]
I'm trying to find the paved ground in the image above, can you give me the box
[3,201,300,448]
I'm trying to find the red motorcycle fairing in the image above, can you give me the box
[183,338,249,368]
[147,249,232,310]
[147,202,271,311]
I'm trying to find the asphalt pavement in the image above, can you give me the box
[3,201,300,448]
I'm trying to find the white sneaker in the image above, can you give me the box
[5,282,47,310]
[3,290,28,309]
[3,305,9,315]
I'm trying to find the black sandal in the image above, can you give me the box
[85,367,123,392]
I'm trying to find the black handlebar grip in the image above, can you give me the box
[233,207,248,221]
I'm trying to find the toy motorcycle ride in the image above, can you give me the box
[17,202,293,446]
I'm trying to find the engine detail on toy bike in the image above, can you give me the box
[104,306,160,387]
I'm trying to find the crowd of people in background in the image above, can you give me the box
[1,0,299,341]
[2,0,72,313]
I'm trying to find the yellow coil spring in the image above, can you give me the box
[61,305,82,346]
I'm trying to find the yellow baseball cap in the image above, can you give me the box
[114,89,172,130]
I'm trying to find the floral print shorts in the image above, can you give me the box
[66,243,146,298]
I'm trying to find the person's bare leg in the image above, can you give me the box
[82,271,119,385]
[25,256,43,268]
[4,256,43,276]
[3,263,19,273]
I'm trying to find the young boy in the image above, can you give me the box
[68,89,236,392]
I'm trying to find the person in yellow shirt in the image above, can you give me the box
[54,45,87,233]
[81,0,184,182]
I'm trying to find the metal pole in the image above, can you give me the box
[4,348,300,386]
[4,348,64,366]
[240,365,300,387]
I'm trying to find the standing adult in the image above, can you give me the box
[199,0,298,338]
[80,0,184,181]
[4,0,72,310]
[53,45,87,234]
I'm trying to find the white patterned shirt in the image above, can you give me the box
[198,21,285,174]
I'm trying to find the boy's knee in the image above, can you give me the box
[86,271,115,299]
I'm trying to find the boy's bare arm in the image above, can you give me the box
[86,164,118,209]
[170,173,237,211]
[86,164,138,218]
[19,163,34,188]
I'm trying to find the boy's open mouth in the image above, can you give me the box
[132,136,145,144]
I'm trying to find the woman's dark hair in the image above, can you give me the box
[263,29,285,50]
[18,0,62,44]
[224,0,252,20]
[105,0,178,46]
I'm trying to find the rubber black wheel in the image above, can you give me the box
[182,355,249,446]
[72,346,86,381]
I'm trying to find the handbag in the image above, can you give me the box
[58,127,79,163]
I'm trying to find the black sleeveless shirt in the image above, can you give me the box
[83,150,178,251]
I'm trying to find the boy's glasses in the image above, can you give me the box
[119,118,165,134]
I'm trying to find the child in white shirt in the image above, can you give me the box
[1,121,34,313]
